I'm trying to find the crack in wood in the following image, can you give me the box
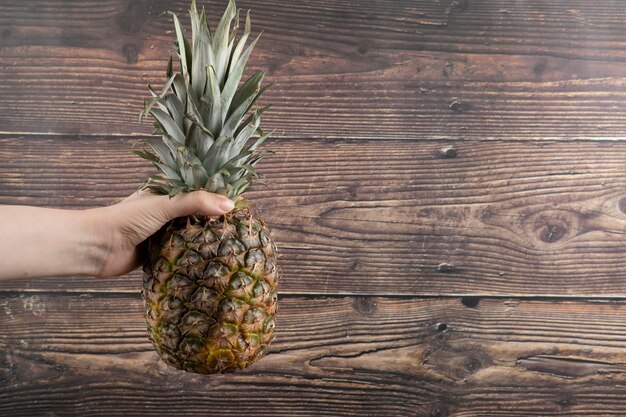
[516,354,626,379]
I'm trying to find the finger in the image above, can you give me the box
[138,191,234,223]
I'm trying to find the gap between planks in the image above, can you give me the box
[5,132,626,142]
[2,289,626,302]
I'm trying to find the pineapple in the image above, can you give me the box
[134,0,279,374]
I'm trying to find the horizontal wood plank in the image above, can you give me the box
[3,293,626,416]
[3,0,626,138]
[1,135,626,296]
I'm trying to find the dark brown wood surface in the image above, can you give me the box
[3,0,626,415]
[5,293,626,416]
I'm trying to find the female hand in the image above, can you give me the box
[0,191,234,280]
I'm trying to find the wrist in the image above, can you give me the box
[77,207,114,277]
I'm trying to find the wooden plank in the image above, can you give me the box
[2,135,626,295]
[3,293,626,416]
[3,1,626,139]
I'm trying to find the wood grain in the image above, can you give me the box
[4,0,626,138]
[4,0,626,416]
[2,135,626,296]
[4,293,626,416]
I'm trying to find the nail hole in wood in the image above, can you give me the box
[437,263,455,273]
[437,146,458,159]
[461,296,480,308]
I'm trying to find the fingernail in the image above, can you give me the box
[219,198,235,212]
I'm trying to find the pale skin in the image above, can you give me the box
[0,191,235,280]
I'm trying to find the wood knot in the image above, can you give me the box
[436,322,448,332]
[618,197,626,214]
[353,296,377,315]
[524,209,579,246]
[357,45,369,55]
[452,0,470,12]
[118,0,148,33]
[539,222,567,243]
[533,59,548,75]
[556,395,574,408]
[122,43,139,64]
[464,356,481,372]
[430,405,448,417]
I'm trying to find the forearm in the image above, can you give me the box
[0,206,106,280]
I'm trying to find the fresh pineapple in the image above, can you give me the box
[135,0,278,374]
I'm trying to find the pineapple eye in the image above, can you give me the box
[228,271,249,289]
[203,261,228,279]
[229,274,243,289]
[218,239,245,256]
[244,249,263,267]
[253,280,270,297]
[263,317,275,332]
[259,230,271,246]
[220,299,235,312]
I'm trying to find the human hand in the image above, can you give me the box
[91,191,235,278]
[0,190,234,281]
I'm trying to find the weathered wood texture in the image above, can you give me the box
[3,0,626,416]
[3,293,626,416]
[3,0,626,138]
[2,135,626,296]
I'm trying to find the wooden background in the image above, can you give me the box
[3,0,626,415]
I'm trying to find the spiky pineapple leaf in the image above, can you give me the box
[151,108,185,144]
[236,104,271,137]
[171,12,192,80]
[138,0,273,199]
[148,139,176,167]
[229,11,251,76]
[205,65,223,136]
[164,94,185,126]
[202,135,234,175]
[205,171,226,191]
[228,71,264,117]
[171,73,188,105]
[248,128,274,151]
[221,35,260,121]
[190,0,213,97]
[132,148,160,163]
[155,161,181,180]
[212,0,237,86]
[224,82,274,136]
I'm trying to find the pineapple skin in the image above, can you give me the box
[141,207,278,374]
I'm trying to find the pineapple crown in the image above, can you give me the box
[134,0,274,199]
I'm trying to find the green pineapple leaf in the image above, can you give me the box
[205,65,223,136]
[212,0,237,86]
[221,35,260,122]
[170,12,192,81]
[138,0,273,199]
[151,108,186,144]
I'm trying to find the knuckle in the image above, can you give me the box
[190,191,214,211]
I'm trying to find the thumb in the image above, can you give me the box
[157,191,235,221]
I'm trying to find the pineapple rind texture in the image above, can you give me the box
[142,208,278,374]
